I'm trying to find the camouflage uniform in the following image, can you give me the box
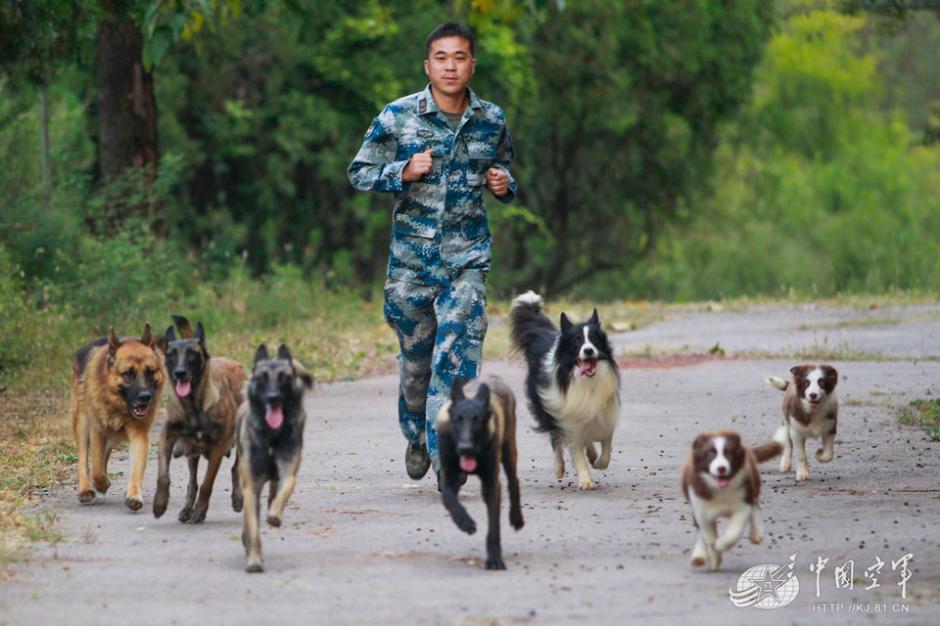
[348,84,516,469]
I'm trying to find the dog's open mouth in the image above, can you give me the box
[459,455,478,473]
[132,402,150,418]
[174,378,192,398]
[265,404,284,430]
[712,474,730,489]
[809,398,821,406]
[577,358,598,378]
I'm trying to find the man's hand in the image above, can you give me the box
[402,148,434,183]
[485,167,510,197]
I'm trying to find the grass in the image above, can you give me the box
[897,398,940,442]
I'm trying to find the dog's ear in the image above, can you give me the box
[164,325,177,344]
[790,365,808,379]
[254,344,269,365]
[692,433,711,451]
[475,382,491,408]
[140,322,154,348]
[194,321,206,348]
[108,326,120,356]
[450,378,465,401]
[560,312,573,333]
[276,344,292,362]
[172,315,194,339]
[589,308,600,326]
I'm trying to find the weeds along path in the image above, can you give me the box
[1,305,939,625]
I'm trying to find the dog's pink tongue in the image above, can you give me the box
[459,456,477,473]
[715,476,730,488]
[175,380,191,397]
[578,361,592,377]
[265,405,284,429]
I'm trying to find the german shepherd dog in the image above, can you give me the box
[237,344,312,573]
[153,316,248,523]
[437,377,524,570]
[70,323,165,510]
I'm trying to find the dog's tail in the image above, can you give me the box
[752,426,787,463]
[767,376,789,392]
[509,291,555,358]
[172,315,195,339]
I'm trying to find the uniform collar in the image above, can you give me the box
[418,83,483,116]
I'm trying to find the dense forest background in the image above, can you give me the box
[1,0,939,374]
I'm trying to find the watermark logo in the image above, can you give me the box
[729,554,800,610]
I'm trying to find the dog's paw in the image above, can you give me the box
[245,561,264,574]
[750,529,764,545]
[124,496,143,512]
[779,458,791,473]
[578,477,595,491]
[706,550,722,571]
[177,507,194,523]
[231,495,243,513]
[485,557,506,570]
[510,509,524,531]
[553,458,565,479]
[93,476,111,494]
[78,489,96,504]
[456,515,477,535]
[153,499,167,519]
[795,467,810,482]
[816,448,833,463]
[267,514,282,528]
[690,555,706,568]
[185,506,207,524]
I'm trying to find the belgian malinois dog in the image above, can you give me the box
[153,316,248,523]
[237,344,312,573]
[70,323,165,510]
[437,376,524,570]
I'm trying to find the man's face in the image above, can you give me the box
[424,35,475,99]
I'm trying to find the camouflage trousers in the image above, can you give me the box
[384,270,488,471]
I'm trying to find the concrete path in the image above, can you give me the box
[2,304,938,625]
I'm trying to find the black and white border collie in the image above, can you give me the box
[767,364,839,481]
[509,291,620,490]
[680,430,784,571]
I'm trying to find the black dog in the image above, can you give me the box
[236,343,312,573]
[437,377,524,570]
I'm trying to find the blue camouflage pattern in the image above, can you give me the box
[348,84,515,469]
[348,84,516,286]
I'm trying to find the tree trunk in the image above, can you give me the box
[95,3,158,187]
[38,84,51,210]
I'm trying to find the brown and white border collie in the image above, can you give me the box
[767,364,839,481]
[680,430,785,571]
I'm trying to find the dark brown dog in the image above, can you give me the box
[153,316,248,523]
[437,376,524,570]
[237,344,312,573]
[70,323,165,510]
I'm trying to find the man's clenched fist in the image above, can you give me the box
[485,167,509,197]
[402,148,434,183]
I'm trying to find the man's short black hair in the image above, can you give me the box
[425,23,475,58]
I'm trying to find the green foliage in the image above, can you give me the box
[626,9,940,300]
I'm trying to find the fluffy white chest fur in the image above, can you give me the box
[537,342,620,443]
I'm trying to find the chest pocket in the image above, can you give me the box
[466,143,496,188]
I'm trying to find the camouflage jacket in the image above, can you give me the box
[348,84,516,285]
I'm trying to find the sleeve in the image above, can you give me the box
[347,106,410,193]
[492,121,517,204]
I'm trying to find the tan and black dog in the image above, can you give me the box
[437,376,524,570]
[237,344,312,573]
[153,316,248,523]
[70,323,165,510]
